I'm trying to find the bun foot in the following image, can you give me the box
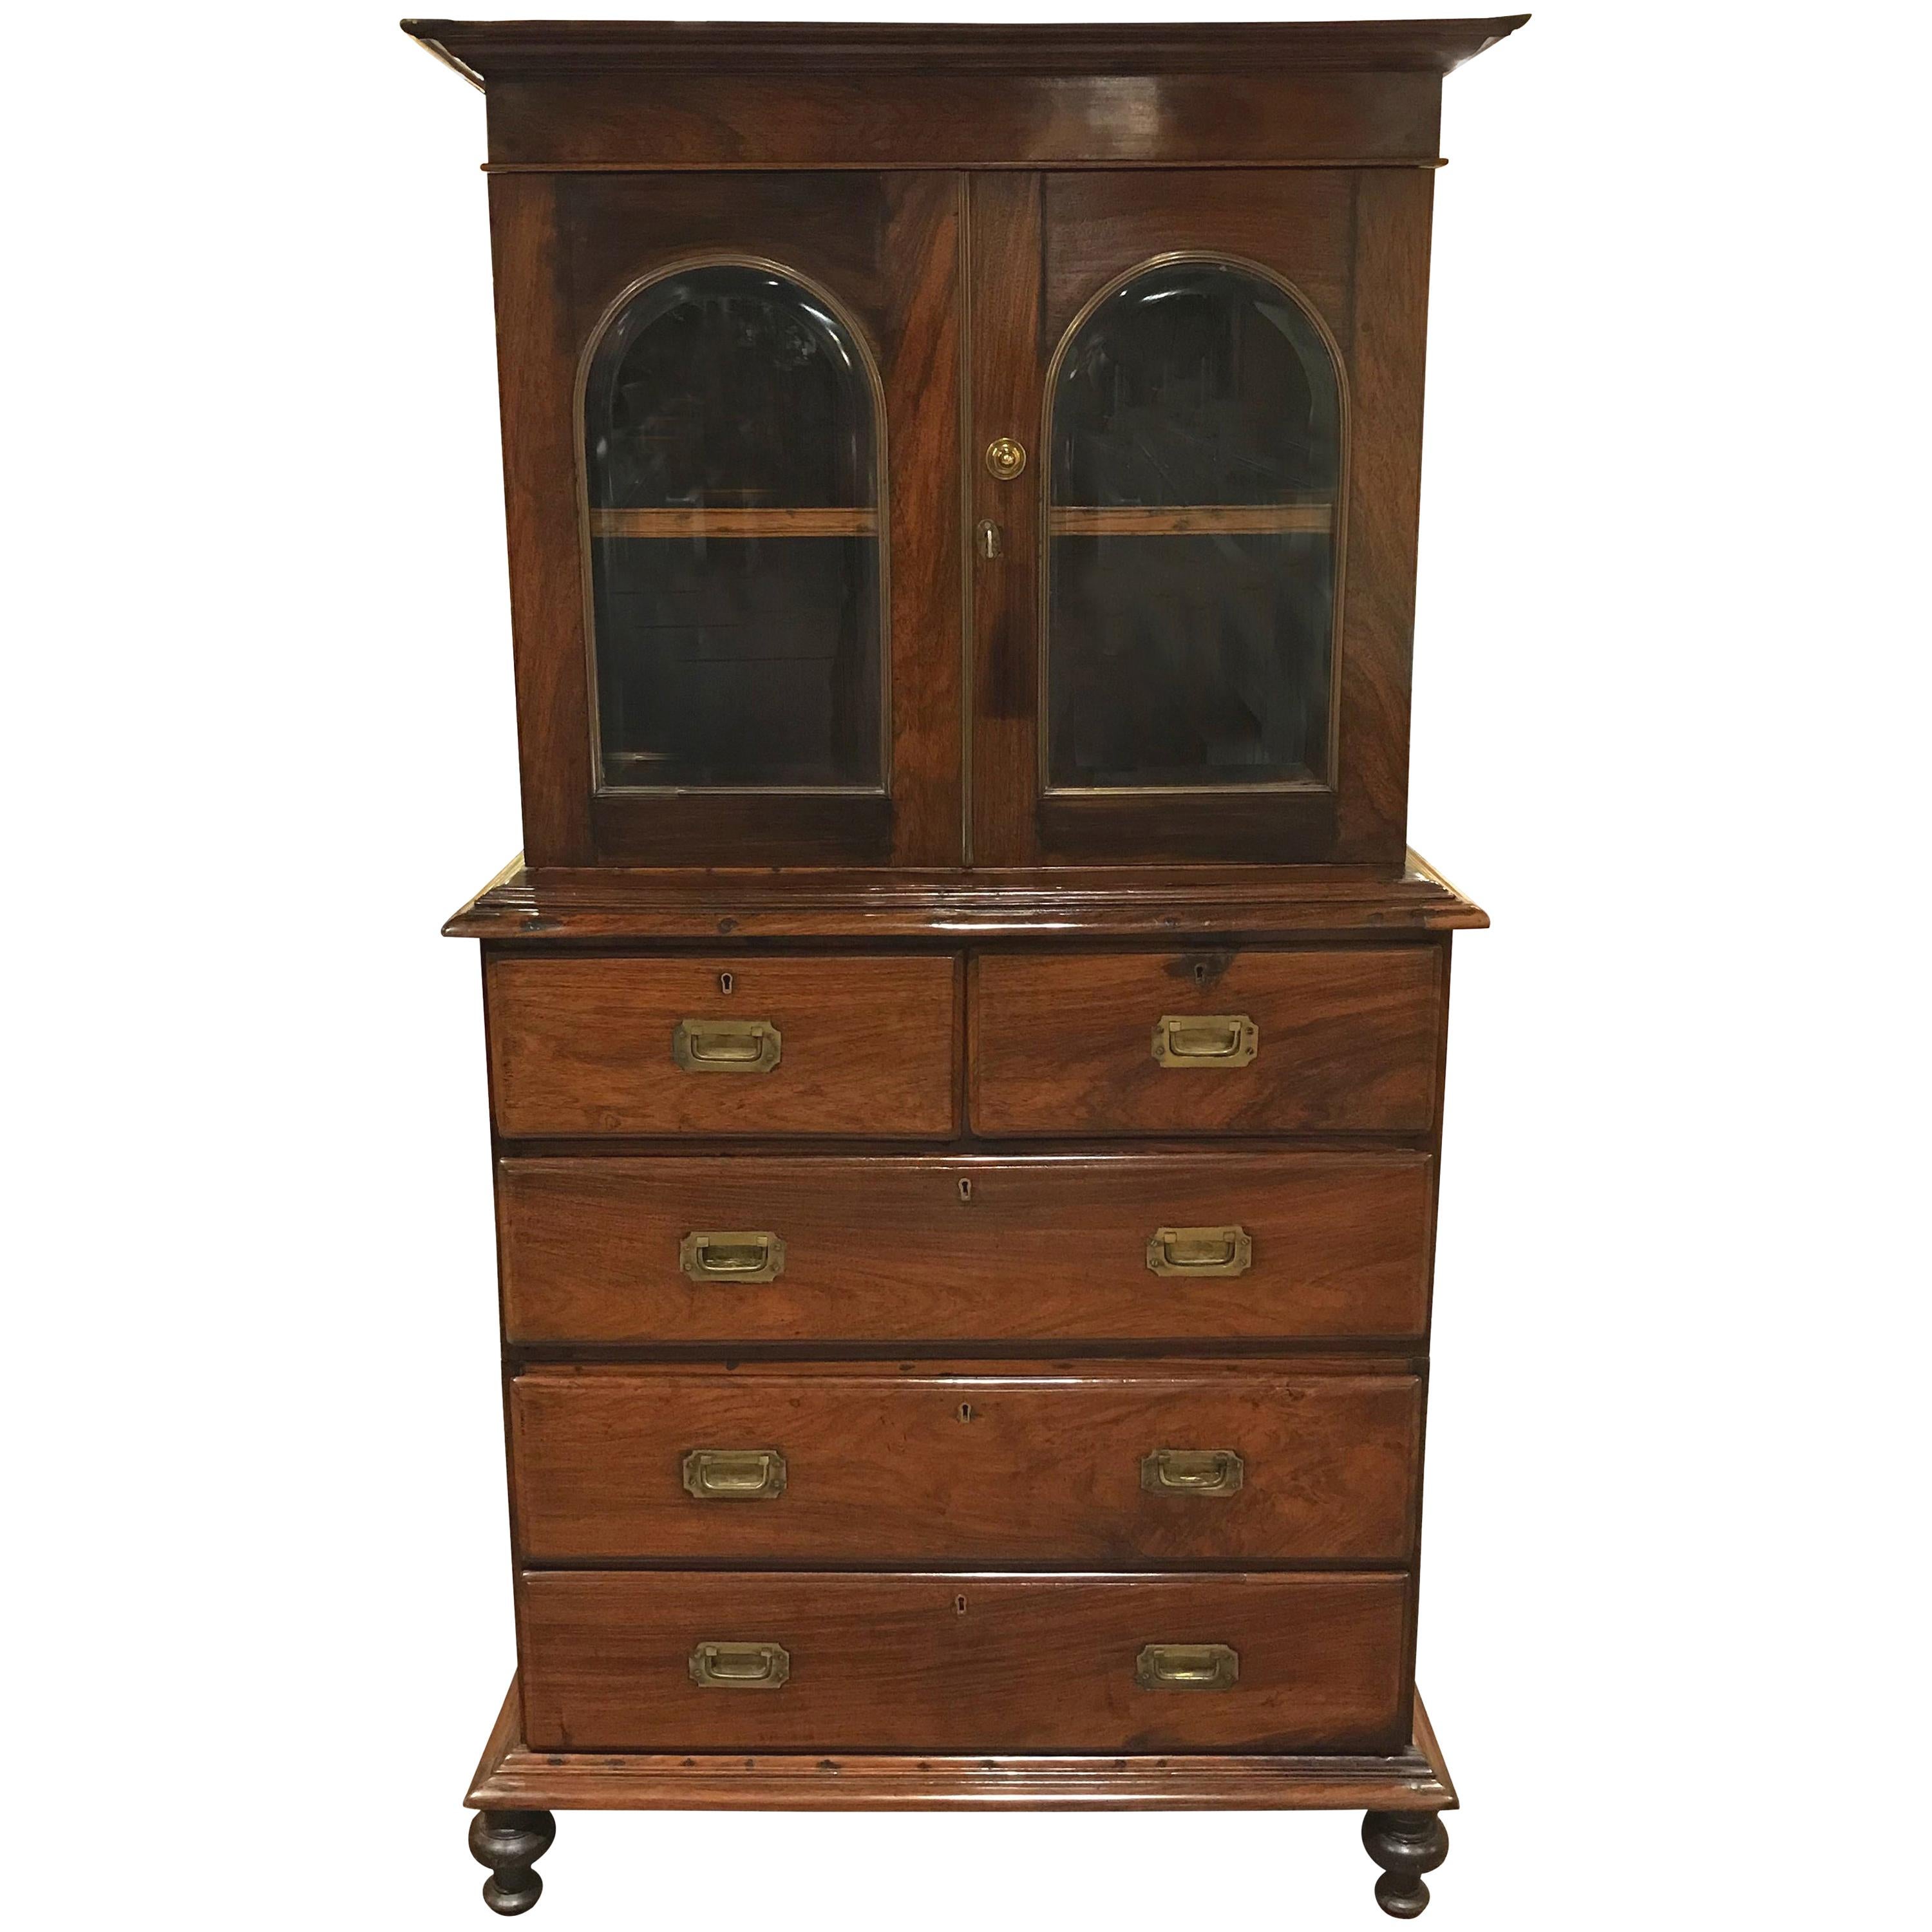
[469,1809,556,1916]
[1361,1809,1449,1918]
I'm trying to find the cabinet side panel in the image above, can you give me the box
[1334,169,1434,864]
[488,174,596,865]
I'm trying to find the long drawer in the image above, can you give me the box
[484,952,960,1139]
[969,947,1443,1136]
[511,1364,1421,1564]
[518,1570,1410,1753]
[496,1150,1436,1344]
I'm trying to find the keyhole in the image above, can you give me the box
[718,971,734,995]
[954,1595,969,1616]
[958,1402,973,1423]
[1193,961,1209,987]
[957,1177,972,1203]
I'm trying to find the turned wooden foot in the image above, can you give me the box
[469,1809,556,1916]
[1361,1810,1449,1918]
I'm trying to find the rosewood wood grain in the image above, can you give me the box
[444,851,1490,942]
[967,172,1044,866]
[510,1363,1421,1564]
[484,952,960,1138]
[488,175,592,867]
[480,73,1450,174]
[970,946,1444,1137]
[469,1675,1456,1812]
[495,1150,1438,1345]
[517,1570,1412,1754]
[1334,168,1435,865]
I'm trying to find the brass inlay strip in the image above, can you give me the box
[591,507,878,538]
[1049,502,1334,536]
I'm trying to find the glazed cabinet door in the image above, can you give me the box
[968,171,1429,866]
[491,171,964,866]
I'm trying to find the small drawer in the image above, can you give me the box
[969,947,1443,1137]
[511,1363,1420,1564]
[497,1150,1436,1344]
[484,952,960,1138]
[518,1570,1411,1753]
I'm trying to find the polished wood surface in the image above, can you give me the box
[496,1149,1437,1345]
[517,1570,1412,1754]
[970,946,1444,1137]
[446,850,1488,941]
[470,1674,1456,1812]
[486,952,961,1138]
[407,19,1528,83]
[410,14,1522,1889]
[511,1363,1421,1563]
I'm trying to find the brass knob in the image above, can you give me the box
[984,436,1027,481]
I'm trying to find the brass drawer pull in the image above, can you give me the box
[672,1017,782,1073]
[1146,1224,1253,1278]
[681,1448,787,1501]
[1151,1014,1258,1068]
[1141,1448,1245,1496]
[1136,1643,1240,1691]
[688,1641,791,1690]
[679,1231,786,1283]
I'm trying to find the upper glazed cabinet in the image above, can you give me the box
[450,21,1507,870]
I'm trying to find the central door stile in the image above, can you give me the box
[967,172,1045,868]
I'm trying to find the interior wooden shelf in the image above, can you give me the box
[591,507,878,538]
[1049,503,1334,536]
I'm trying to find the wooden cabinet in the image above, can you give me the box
[408,14,1526,1920]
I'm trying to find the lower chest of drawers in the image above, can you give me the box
[483,938,1448,1762]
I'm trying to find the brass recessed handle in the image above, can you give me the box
[681,1448,787,1500]
[1151,1014,1258,1068]
[985,436,1027,480]
[1146,1225,1253,1278]
[680,1231,786,1283]
[1136,1643,1240,1691]
[673,1017,781,1073]
[1141,1448,1245,1497]
[689,1641,791,1690]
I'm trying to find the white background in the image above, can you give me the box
[5,1,1926,1925]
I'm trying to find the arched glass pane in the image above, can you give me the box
[1046,261,1341,791]
[584,263,884,791]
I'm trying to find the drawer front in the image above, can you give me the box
[969,948,1443,1136]
[518,1570,1410,1753]
[485,953,960,1138]
[498,1150,1435,1344]
[511,1366,1420,1563]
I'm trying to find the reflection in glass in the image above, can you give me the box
[1046,261,1341,791]
[583,263,884,790]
